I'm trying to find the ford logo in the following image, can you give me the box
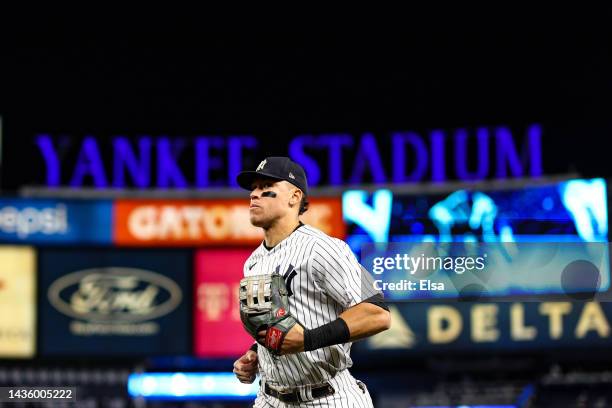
[48,267,182,322]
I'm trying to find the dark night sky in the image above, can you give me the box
[1,27,611,189]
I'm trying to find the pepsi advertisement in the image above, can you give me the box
[38,248,190,356]
[0,199,113,245]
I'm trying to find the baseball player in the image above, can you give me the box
[232,156,391,407]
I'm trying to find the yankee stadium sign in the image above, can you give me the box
[34,123,542,189]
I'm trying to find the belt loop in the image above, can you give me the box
[299,384,313,402]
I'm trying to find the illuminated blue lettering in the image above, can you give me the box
[455,127,489,180]
[195,136,224,187]
[69,136,107,188]
[35,134,61,187]
[37,123,545,188]
[392,132,427,182]
[495,127,522,178]
[495,125,543,179]
[430,130,446,183]
[228,136,258,188]
[350,133,386,184]
[289,135,320,186]
[527,123,543,176]
[113,137,151,188]
[157,138,188,188]
[321,134,353,185]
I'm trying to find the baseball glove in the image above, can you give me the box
[239,273,298,355]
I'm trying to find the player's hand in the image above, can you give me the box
[233,350,258,383]
[258,324,305,355]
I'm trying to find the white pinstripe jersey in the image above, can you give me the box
[244,224,368,387]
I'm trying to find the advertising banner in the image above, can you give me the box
[357,301,612,355]
[0,246,36,358]
[194,249,254,357]
[39,248,190,356]
[0,199,113,245]
[115,198,344,246]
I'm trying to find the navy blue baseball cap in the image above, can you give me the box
[237,157,308,195]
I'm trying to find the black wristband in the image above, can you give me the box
[303,318,351,351]
[249,342,258,353]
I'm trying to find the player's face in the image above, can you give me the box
[248,178,296,227]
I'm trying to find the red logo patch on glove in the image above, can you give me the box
[276,308,286,318]
[265,327,283,351]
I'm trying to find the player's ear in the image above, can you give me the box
[289,188,302,207]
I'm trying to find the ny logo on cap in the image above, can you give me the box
[256,159,267,172]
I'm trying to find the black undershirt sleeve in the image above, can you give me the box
[361,293,389,311]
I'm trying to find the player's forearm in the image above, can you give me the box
[303,303,390,351]
[339,302,391,341]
